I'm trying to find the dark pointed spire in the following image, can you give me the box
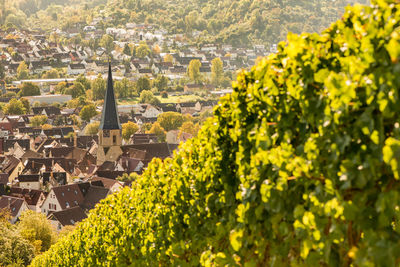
[99,62,121,130]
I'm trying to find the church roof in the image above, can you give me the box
[99,63,121,130]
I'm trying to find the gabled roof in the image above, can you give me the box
[10,187,44,206]
[0,173,8,185]
[0,196,26,217]
[81,186,109,210]
[49,206,87,226]
[90,176,122,190]
[52,183,86,210]
[99,63,121,130]
[122,143,172,161]
[17,174,40,183]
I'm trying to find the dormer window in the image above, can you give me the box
[66,202,70,208]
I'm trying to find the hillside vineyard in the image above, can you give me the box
[32,1,400,266]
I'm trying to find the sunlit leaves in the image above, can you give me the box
[31,1,400,266]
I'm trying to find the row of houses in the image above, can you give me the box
[0,27,266,79]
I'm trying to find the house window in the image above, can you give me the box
[113,135,117,145]
[66,202,70,208]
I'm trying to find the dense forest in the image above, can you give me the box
[31,1,400,266]
[1,0,369,46]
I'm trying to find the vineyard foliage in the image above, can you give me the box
[32,1,400,266]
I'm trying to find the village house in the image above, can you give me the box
[0,195,29,223]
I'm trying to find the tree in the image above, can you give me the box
[136,42,151,58]
[64,82,85,98]
[100,34,114,54]
[20,97,30,113]
[147,122,166,142]
[4,99,26,115]
[157,112,184,131]
[55,82,67,94]
[179,121,200,138]
[85,121,100,135]
[164,54,173,63]
[117,172,139,183]
[139,90,160,105]
[20,82,40,96]
[122,121,139,141]
[0,223,34,266]
[17,210,56,254]
[115,78,134,99]
[0,61,5,79]
[187,59,202,84]
[80,104,98,122]
[17,61,29,80]
[92,74,106,100]
[136,76,151,93]
[42,69,59,79]
[152,44,161,54]
[123,43,132,56]
[30,115,47,127]
[154,75,168,91]
[76,74,91,91]
[69,114,81,127]
[161,91,168,98]
[42,124,52,130]
[211,57,224,86]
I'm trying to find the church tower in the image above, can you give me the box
[97,63,123,165]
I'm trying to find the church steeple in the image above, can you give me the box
[97,62,123,165]
[99,63,121,130]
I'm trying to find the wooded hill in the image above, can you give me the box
[31,0,400,266]
[2,0,368,46]
[104,0,369,46]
